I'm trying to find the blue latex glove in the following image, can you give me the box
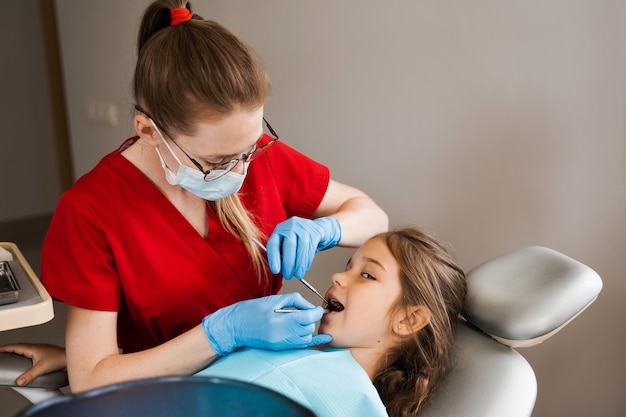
[266,216,342,280]
[202,293,332,356]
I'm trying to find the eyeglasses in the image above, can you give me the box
[135,105,279,181]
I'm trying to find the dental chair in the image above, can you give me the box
[2,245,602,417]
[419,245,602,417]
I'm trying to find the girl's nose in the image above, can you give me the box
[332,272,346,287]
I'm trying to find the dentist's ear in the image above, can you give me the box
[395,305,431,336]
[134,114,159,145]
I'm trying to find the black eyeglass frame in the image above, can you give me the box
[134,105,279,181]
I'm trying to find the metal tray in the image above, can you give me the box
[0,261,20,305]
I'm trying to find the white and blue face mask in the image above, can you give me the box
[151,120,248,201]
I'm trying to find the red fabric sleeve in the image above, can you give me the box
[240,141,330,238]
[42,188,121,311]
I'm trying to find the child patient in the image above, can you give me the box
[1,227,466,417]
[196,227,467,417]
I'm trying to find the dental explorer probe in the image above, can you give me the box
[251,238,329,306]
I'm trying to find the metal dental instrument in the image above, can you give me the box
[252,238,329,306]
[295,277,329,306]
[273,308,299,313]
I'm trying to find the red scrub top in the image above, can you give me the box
[42,137,330,353]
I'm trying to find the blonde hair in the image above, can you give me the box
[213,197,266,278]
[373,227,467,416]
[134,1,271,277]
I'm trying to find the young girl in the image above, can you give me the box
[196,227,467,417]
[2,227,464,416]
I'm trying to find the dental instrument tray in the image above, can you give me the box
[0,261,20,305]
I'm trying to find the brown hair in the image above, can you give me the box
[373,227,467,417]
[133,1,272,276]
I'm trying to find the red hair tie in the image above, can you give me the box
[170,7,192,26]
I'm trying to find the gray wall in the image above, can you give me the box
[44,1,626,416]
[0,1,63,222]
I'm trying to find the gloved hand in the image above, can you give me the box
[267,216,342,280]
[202,293,332,356]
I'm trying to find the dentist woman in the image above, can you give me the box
[0,1,386,392]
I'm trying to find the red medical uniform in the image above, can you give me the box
[42,137,329,353]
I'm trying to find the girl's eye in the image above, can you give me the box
[361,272,376,280]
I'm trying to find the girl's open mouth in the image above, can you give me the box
[325,298,344,312]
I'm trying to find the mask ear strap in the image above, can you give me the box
[154,147,171,171]
[241,161,250,175]
[149,118,184,166]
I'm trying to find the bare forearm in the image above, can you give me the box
[314,180,388,247]
[68,324,216,393]
[329,196,388,247]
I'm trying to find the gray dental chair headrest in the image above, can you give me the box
[420,245,602,417]
[462,246,603,348]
